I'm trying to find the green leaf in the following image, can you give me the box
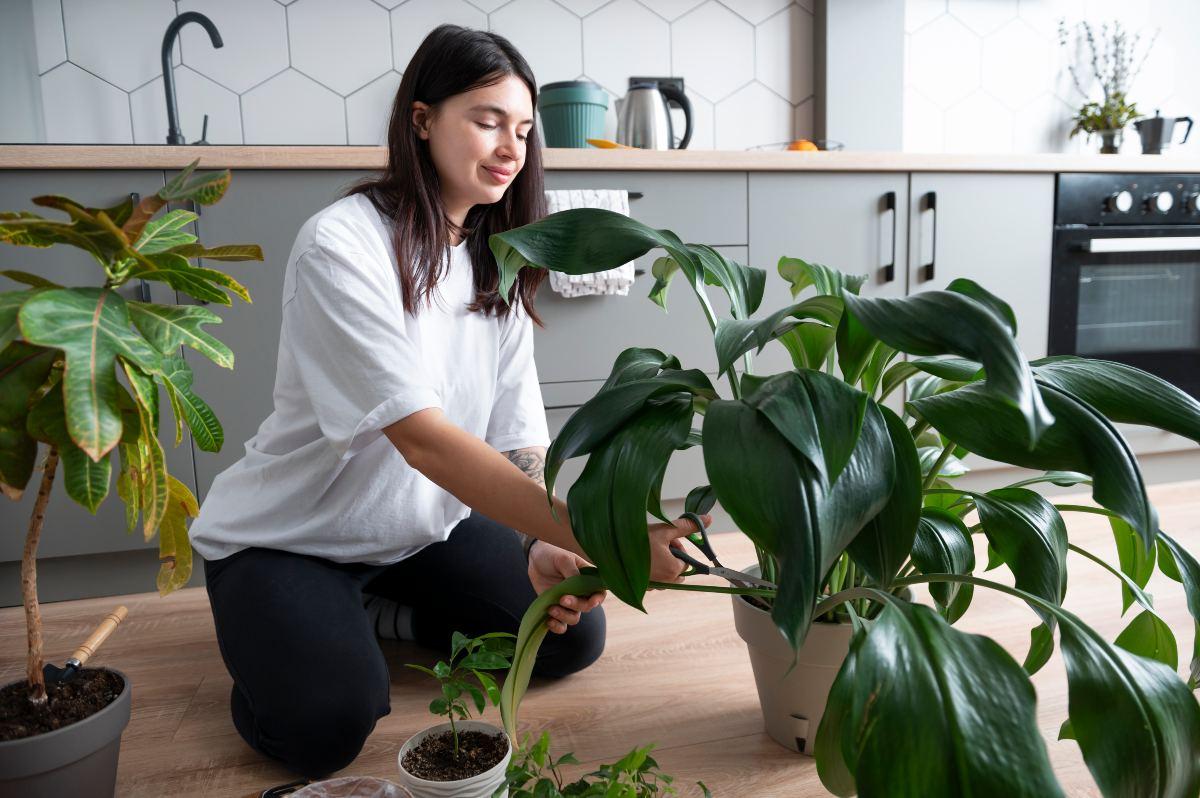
[0,342,57,425]
[128,301,232,368]
[155,473,196,595]
[843,288,1054,446]
[159,162,230,206]
[164,242,264,262]
[1111,516,1156,614]
[834,303,880,386]
[0,422,38,500]
[910,508,975,619]
[712,295,841,377]
[1,289,42,351]
[1032,356,1200,444]
[1024,623,1055,675]
[18,288,160,461]
[474,670,500,705]
[26,383,110,512]
[973,488,1068,621]
[910,382,1157,549]
[688,243,765,319]
[846,405,921,589]
[777,256,865,298]
[1156,533,1200,689]
[946,277,1018,336]
[133,208,197,254]
[1,270,63,289]
[1114,610,1179,671]
[567,396,693,609]
[158,355,222,452]
[816,599,1064,797]
[459,651,511,671]
[777,318,837,371]
[545,367,715,507]
[451,631,470,661]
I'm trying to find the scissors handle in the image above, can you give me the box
[678,511,719,562]
[670,544,711,574]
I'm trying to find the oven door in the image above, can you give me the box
[1049,225,1200,397]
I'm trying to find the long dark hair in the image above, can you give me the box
[344,25,547,324]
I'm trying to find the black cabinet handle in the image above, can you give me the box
[189,198,209,305]
[922,191,937,282]
[882,191,896,283]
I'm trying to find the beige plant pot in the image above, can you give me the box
[731,591,853,756]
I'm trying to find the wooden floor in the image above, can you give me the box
[2,481,1199,797]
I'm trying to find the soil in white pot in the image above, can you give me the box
[401,729,507,781]
[0,669,124,741]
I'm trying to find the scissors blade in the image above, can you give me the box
[710,567,776,590]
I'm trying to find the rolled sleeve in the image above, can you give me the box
[286,244,442,460]
[486,303,551,452]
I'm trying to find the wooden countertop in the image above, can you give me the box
[5,144,1200,173]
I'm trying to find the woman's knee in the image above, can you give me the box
[533,605,606,679]
[233,675,390,778]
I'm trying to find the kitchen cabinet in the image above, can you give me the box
[0,171,198,565]
[535,171,747,382]
[907,173,1054,359]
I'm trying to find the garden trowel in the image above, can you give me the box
[43,605,128,685]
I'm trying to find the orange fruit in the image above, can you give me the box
[787,139,819,151]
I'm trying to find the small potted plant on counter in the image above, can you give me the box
[1058,19,1158,153]
[487,207,1200,796]
[398,631,516,798]
[0,158,260,797]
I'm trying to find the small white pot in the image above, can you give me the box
[396,720,511,798]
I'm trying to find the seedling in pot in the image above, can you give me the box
[402,631,515,779]
[496,730,712,798]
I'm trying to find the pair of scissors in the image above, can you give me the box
[670,511,776,590]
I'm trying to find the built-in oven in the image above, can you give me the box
[1049,173,1200,398]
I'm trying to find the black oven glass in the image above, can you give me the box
[1076,261,1200,355]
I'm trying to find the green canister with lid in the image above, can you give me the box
[538,80,608,148]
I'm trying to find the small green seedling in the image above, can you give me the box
[405,631,516,758]
[496,730,713,797]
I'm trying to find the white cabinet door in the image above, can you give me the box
[908,173,1054,359]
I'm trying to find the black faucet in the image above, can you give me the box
[161,11,224,145]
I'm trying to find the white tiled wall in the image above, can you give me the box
[905,0,1200,154]
[25,0,815,150]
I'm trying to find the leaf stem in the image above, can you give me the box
[922,442,957,490]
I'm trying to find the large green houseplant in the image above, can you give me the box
[487,208,1200,796]
[0,159,258,791]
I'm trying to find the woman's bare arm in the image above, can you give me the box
[383,409,585,559]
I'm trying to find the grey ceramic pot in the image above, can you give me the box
[0,668,131,798]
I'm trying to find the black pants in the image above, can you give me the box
[203,510,606,778]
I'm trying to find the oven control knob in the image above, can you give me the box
[1106,190,1133,213]
[1147,191,1175,214]
[1187,193,1200,213]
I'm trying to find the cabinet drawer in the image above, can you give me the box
[545,171,747,246]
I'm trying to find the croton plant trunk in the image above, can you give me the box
[21,446,58,705]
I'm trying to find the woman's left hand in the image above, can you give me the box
[527,541,606,634]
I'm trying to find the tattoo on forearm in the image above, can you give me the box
[504,446,547,487]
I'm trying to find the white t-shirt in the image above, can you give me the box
[187,192,551,565]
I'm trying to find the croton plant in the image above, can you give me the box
[0,159,258,702]
[489,208,1200,797]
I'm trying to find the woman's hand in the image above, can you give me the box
[648,513,713,586]
[527,541,606,634]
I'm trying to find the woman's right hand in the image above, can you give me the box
[647,513,713,585]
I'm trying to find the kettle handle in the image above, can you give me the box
[657,84,693,150]
[1178,117,1193,145]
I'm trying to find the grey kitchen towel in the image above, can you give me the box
[543,188,636,297]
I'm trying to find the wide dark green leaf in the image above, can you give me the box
[910,382,1157,549]
[545,368,715,506]
[713,295,841,377]
[158,355,223,452]
[0,289,42,351]
[1111,516,1156,614]
[128,301,232,368]
[973,488,1068,619]
[946,277,1018,337]
[834,305,880,387]
[846,405,920,589]
[1032,356,1200,444]
[813,627,864,796]
[816,599,1063,798]
[0,342,56,425]
[599,347,680,391]
[0,423,38,500]
[689,243,765,319]
[703,397,820,646]
[1114,610,1179,671]
[18,288,161,461]
[777,318,837,371]
[910,507,975,620]
[1156,532,1200,689]
[567,396,693,610]
[843,288,1054,446]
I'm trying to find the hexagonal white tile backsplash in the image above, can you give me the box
[904,0,1200,154]
[30,0,815,150]
[29,0,1199,153]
